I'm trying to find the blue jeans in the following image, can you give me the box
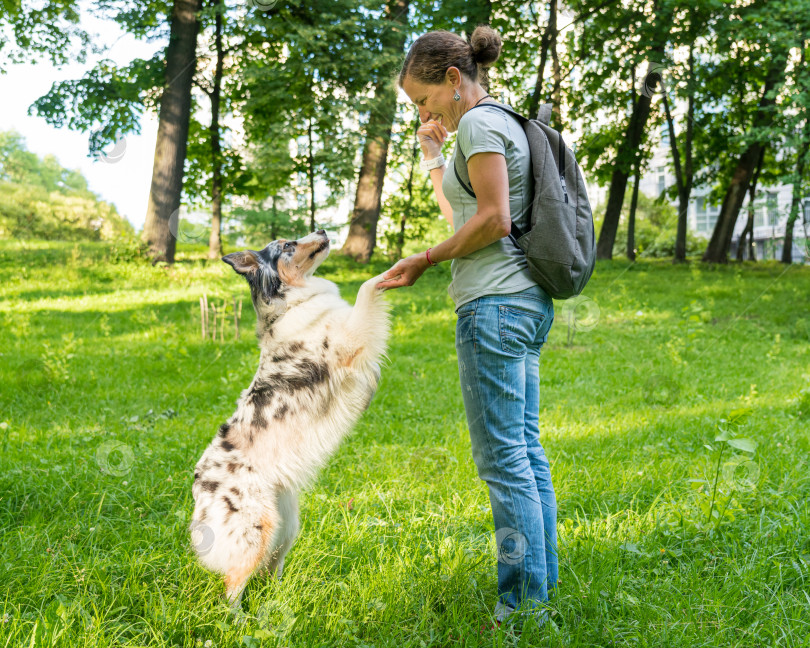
[455,285,557,623]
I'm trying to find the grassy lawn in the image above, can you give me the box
[1,239,808,647]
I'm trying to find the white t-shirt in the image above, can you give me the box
[442,103,537,309]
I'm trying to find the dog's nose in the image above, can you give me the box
[317,229,326,236]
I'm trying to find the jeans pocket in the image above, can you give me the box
[498,305,545,357]
[456,304,476,347]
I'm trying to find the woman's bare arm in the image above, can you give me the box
[427,166,454,226]
[378,151,510,289]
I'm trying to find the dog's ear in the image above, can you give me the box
[222,251,260,276]
[224,248,283,302]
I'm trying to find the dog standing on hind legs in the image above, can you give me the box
[189,230,389,609]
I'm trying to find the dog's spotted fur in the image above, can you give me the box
[190,231,389,608]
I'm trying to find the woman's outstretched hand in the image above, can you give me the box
[377,252,432,290]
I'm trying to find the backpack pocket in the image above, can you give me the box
[522,196,577,265]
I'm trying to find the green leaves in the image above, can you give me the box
[726,438,758,453]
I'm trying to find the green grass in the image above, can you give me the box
[1,239,809,647]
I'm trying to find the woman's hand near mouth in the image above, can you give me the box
[417,118,449,159]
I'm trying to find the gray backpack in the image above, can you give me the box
[453,102,596,300]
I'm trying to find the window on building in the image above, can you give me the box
[766,192,779,226]
[695,196,707,232]
[754,198,765,228]
[694,197,719,233]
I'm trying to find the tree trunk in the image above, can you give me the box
[207,0,224,260]
[782,124,809,263]
[736,148,764,261]
[528,0,556,120]
[396,124,420,259]
[627,161,640,261]
[668,45,694,264]
[307,116,316,233]
[597,74,653,260]
[782,44,809,264]
[270,195,278,241]
[550,5,562,127]
[702,55,786,263]
[341,0,409,263]
[737,201,755,261]
[142,0,202,264]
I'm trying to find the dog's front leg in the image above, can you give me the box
[343,273,389,363]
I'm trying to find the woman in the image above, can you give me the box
[377,26,558,628]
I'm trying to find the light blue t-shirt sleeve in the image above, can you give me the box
[456,108,514,160]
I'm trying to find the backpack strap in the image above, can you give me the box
[452,102,532,250]
[536,103,552,125]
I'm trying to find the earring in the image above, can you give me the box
[453,89,460,101]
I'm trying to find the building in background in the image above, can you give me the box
[585,123,808,262]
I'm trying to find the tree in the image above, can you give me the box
[697,1,807,263]
[701,52,789,263]
[0,0,88,72]
[341,0,411,262]
[0,130,133,241]
[142,0,203,263]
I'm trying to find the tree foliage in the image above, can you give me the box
[0,131,133,240]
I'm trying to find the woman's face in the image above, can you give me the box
[401,70,463,133]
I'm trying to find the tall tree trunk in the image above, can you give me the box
[738,203,755,261]
[307,116,316,233]
[207,0,224,260]
[142,0,202,264]
[627,160,640,261]
[667,45,694,264]
[341,0,409,263]
[597,73,653,260]
[270,195,278,241]
[702,54,786,263]
[782,45,809,264]
[396,123,420,259]
[528,0,557,120]
[736,148,764,261]
[550,7,562,127]
[782,122,809,263]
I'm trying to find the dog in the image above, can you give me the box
[189,230,389,608]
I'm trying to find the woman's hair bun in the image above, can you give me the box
[469,25,502,67]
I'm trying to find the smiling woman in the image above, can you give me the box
[379,26,558,631]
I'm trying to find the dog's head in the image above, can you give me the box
[222,230,330,315]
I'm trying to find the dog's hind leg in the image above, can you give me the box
[264,488,300,581]
[223,507,279,609]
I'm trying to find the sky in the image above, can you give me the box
[0,7,162,231]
